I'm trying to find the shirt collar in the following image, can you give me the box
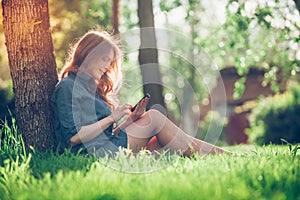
[68,71,97,92]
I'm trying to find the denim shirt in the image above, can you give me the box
[51,72,127,153]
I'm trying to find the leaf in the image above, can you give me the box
[233,77,246,100]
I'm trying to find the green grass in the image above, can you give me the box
[0,121,300,200]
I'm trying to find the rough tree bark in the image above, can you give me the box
[137,0,166,112]
[2,0,58,151]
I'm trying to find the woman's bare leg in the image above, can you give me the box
[125,109,231,156]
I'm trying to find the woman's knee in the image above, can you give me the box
[146,109,167,128]
[147,109,164,118]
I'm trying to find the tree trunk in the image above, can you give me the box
[137,0,166,113]
[112,0,120,35]
[2,0,58,151]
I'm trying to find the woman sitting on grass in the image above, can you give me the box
[51,30,230,157]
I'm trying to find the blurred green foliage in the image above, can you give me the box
[216,0,300,98]
[158,0,300,100]
[247,83,300,145]
[49,0,113,69]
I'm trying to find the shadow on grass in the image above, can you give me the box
[29,148,97,178]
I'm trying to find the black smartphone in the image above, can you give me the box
[130,93,151,112]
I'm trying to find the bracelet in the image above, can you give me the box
[112,122,117,136]
[109,115,117,128]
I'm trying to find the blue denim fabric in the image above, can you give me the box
[51,72,127,156]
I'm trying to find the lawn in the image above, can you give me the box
[0,120,299,200]
[0,144,299,200]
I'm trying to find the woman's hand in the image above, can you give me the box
[128,97,149,121]
[112,97,149,135]
[109,104,131,123]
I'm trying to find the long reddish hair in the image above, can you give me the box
[60,30,122,109]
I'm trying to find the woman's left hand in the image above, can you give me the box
[112,97,149,135]
[128,97,149,121]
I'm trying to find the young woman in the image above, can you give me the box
[51,30,230,158]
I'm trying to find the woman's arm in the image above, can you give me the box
[69,104,131,146]
[69,115,115,146]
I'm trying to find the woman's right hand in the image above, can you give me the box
[109,104,131,123]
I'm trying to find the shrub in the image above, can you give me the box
[247,84,300,145]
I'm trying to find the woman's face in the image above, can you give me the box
[82,49,114,81]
